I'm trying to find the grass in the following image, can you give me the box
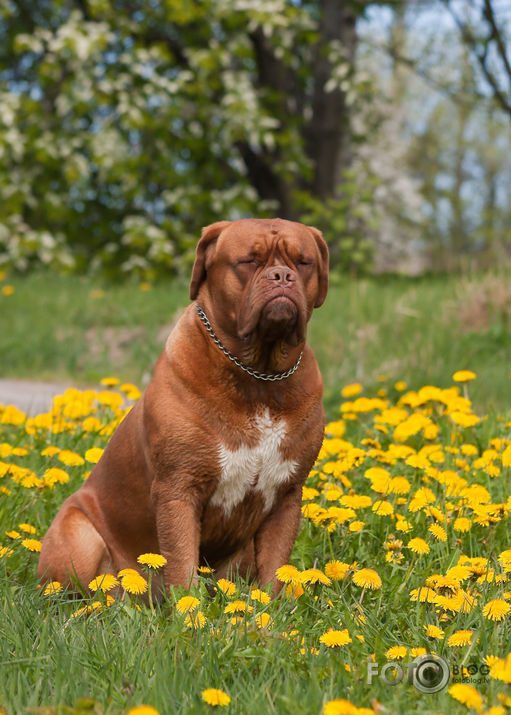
[0,381,510,713]
[0,269,511,714]
[1,269,511,415]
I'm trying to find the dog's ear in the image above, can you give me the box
[190,221,231,300]
[308,226,329,308]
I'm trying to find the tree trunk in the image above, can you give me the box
[304,0,357,199]
[244,1,358,216]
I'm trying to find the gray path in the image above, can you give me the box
[0,379,70,416]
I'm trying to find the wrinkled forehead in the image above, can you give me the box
[216,219,315,260]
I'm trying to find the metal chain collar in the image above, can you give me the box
[195,303,302,381]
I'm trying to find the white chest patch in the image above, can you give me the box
[211,408,296,516]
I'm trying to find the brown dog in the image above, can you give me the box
[38,218,328,597]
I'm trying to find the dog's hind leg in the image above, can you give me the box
[38,505,112,592]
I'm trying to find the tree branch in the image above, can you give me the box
[440,0,511,118]
[483,0,511,83]
[365,38,484,107]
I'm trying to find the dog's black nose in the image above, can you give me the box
[266,266,296,284]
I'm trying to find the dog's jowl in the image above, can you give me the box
[38,218,329,598]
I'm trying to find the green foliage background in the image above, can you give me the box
[0,1,374,277]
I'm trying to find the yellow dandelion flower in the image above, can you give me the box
[324,561,350,581]
[95,391,124,409]
[198,565,214,573]
[428,524,447,542]
[485,463,501,477]
[176,596,200,614]
[410,647,427,657]
[407,538,430,555]
[341,383,362,398]
[185,610,206,629]
[450,412,480,428]
[250,589,270,604]
[224,600,252,615]
[349,520,365,532]
[483,655,500,668]
[0,405,25,425]
[119,569,147,595]
[82,416,103,432]
[71,605,91,619]
[255,613,272,629]
[216,579,236,596]
[201,689,230,707]
[460,442,478,456]
[482,599,510,621]
[285,583,304,598]
[452,370,476,382]
[410,587,437,603]
[340,494,372,509]
[302,486,320,500]
[100,377,120,387]
[489,654,511,683]
[425,624,444,639]
[1,285,14,296]
[41,444,60,457]
[453,517,472,532]
[127,706,160,715]
[120,382,138,393]
[43,467,70,486]
[43,581,63,595]
[118,567,138,576]
[395,518,412,532]
[300,568,331,585]
[275,565,303,585]
[325,419,346,437]
[319,629,352,647]
[58,450,85,467]
[88,574,119,592]
[385,646,407,660]
[372,500,393,516]
[448,683,483,710]
[0,546,13,558]
[137,553,167,569]
[21,538,42,552]
[323,699,358,715]
[389,476,411,494]
[447,630,473,647]
[502,445,511,467]
[20,471,43,488]
[6,530,19,539]
[352,568,382,590]
[84,447,104,464]
[449,564,472,582]
[364,467,391,493]
[18,523,36,534]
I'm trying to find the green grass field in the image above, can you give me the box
[1,269,511,415]
[0,270,510,714]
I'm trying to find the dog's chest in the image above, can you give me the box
[210,408,296,516]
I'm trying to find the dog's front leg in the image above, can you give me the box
[254,484,303,598]
[155,495,201,592]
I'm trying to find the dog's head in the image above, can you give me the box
[190,218,328,347]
